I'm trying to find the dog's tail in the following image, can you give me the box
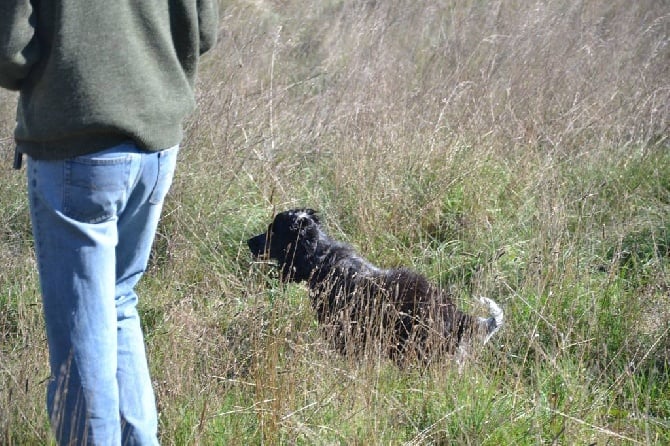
[477,296,504,344]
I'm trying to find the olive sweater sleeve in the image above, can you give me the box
[0,1,41,91]
[199,0,219,55]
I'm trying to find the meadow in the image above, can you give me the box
[1,0,668,444]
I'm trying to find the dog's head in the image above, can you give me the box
[248,208,322,282]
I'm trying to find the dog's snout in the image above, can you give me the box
[247,233,268,257]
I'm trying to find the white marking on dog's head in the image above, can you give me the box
[294,210,312,220]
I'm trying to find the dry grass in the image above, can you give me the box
[1,0,669,444]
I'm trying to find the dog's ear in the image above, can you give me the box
[305,209,320,226]
[290,209,319,233]
[290,210,321,258]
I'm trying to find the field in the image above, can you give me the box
[1,0,668,444]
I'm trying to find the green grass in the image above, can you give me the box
[1,0,669,444]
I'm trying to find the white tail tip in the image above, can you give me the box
[477,296,504,344]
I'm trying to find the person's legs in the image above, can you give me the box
[27,143,177,445]
[28,146,136,444]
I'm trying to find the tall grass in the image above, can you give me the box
[1,0,668,444]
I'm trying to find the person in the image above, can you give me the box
[0,1,218,444]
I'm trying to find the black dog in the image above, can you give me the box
[248,209,503,363]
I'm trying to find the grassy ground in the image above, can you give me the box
[1,0,668,444]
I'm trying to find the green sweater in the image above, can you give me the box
[0,0,218,160]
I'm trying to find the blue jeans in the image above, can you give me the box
[26,142,178,445]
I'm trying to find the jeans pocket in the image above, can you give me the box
[149,146,179,205]
[63,152,133,223]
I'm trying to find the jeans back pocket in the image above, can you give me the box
[64,152,134,223]
[149,146,179,206]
